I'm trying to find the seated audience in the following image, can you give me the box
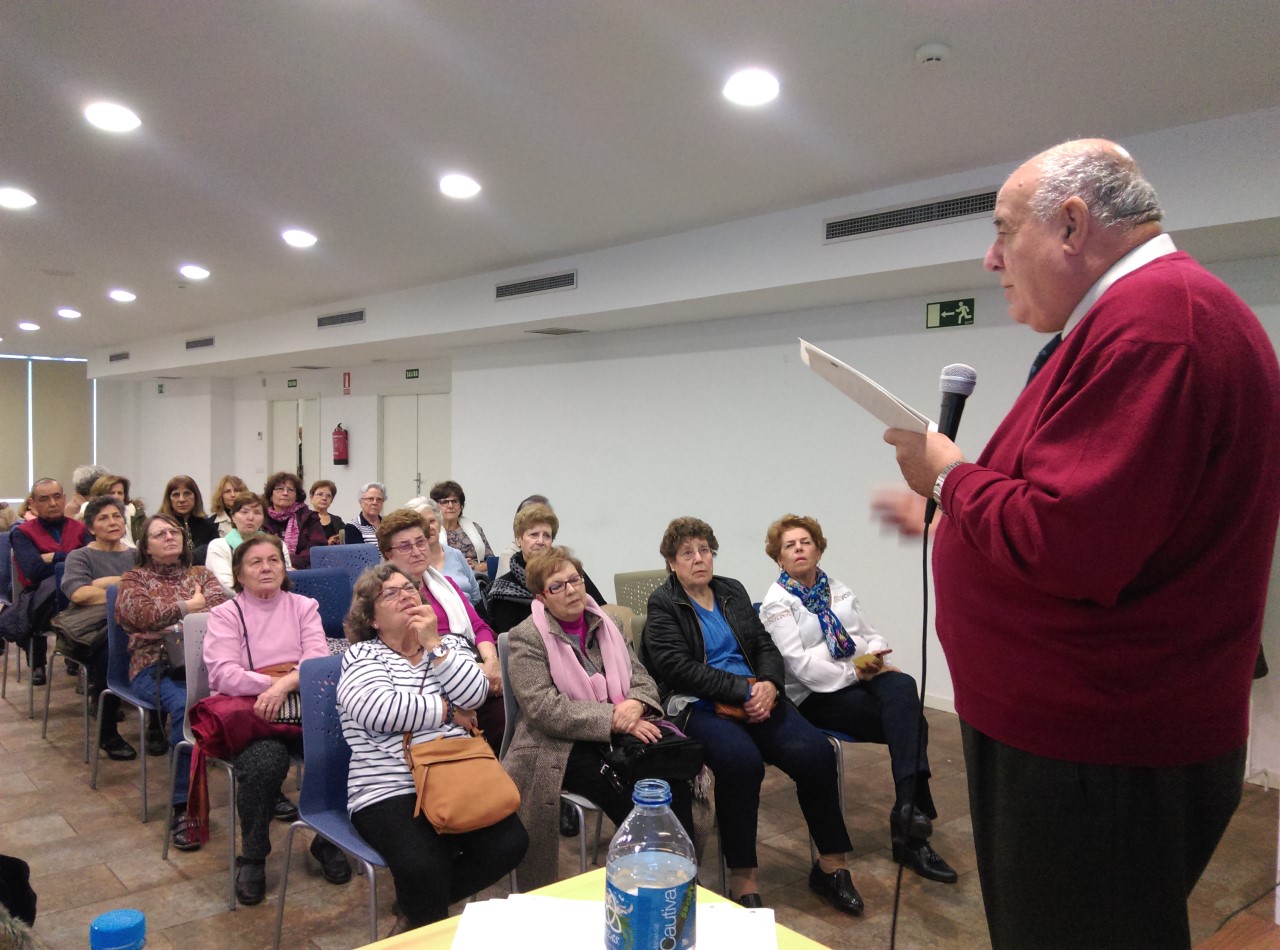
[116,513,229,851]
[308,480,347,544]
[204,533,351,904]
[487,503,605,634]
[759,514,956,884]
[338,564,528,929]
[7,478,87,686]
[429,480,493,576]
[343,482,386,545]
[159,475,219,561]
[379,508,504,750]
[261,472,326,570]
[505,545,695,890]
[642,516,861,915]
[210,475,248,538]
[65,464,109,518]
[405,497,482,606]
[62,496,137,760]
[494,494,549,578]
[206,493,292,592]
[85,474,145,547]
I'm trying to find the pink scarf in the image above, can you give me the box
[268,501,306,555]
[531,598,631,705]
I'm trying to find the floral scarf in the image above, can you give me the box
[779,569,857,659]
[267,501,306,555]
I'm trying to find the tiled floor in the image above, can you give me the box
[3,662,1277,949]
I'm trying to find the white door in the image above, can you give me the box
[380,393,451,507]
[269,398,321,484]
[299,398,321,487]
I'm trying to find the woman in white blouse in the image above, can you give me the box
[758,514,956,886]
[337,564,527,930]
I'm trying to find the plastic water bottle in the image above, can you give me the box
[605,778,697,950]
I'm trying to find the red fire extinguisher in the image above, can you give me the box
[332,423,349,466]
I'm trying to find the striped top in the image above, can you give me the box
[338,635,490,814]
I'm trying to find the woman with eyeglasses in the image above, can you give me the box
[338,564,528,931]
[428,480,493,576]
[307,479,347,545]
[405,497,483,606]
[641,516,861,915]
[343,481,386,545]
[505,546,695,891]
[116,513,230,852]
[260,472,326,570]
[378,508,505,752]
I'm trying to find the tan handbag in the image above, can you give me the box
[402,732,521,834]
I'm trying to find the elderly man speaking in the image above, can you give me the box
[882,140,1280,949]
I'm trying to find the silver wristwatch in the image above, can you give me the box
[932,460,966,513]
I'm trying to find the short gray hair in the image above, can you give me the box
[405,496,443,520]
[359,482,386,498]
[72,464,109,497]
[1029,141,1162,230]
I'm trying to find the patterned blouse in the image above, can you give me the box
[115,562,229,680]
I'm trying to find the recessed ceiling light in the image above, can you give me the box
[57,308,81,319]
[722,68,780,106]
[179,264,210,280]
[282,229,317,248]
[439,174,481,199]
[18,322,40,331]
[109,289,136,302]
[0,187,37,209]
[84,101,141,133]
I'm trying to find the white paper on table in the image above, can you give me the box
[799,338,933,434]
[451,895,779,949]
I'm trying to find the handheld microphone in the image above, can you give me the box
[924,363,977,525]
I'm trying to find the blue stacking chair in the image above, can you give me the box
[287,568,354,641]
[273,655,387,949]
[308,544,382,588]
[485,555,498,582]
[91,585,161,822]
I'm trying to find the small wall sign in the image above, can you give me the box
[926,298,975,329]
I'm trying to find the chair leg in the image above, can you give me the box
[162,740,192,860]
[227,770,238,911]
[140,711,149,823]
[1,641,8,698]
[40,647,58,739]
[572,803,589,874]
[590,809,605,866]
[272,820,302,950]
[81,669,90,764]
[90,688,115,790]
[365,861,379,945]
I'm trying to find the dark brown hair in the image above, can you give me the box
[376,508,429,557]
[230,533,292,594]
[160,475,207,519]
[526,545,585,595]
[428,480,466,508]
[135,513,193,570]
[344,563,414,643]
[263,471,305,503]
[658,516,719,565]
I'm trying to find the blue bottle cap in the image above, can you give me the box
[90,908,146,950]
[632,778,673,805]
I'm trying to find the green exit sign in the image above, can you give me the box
[405,368,419,379]
[926,298,975,329]
[287,379,298,388]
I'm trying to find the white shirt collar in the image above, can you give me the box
[1060,233,1177,340]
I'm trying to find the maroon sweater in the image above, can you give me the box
[935,251,1280,767]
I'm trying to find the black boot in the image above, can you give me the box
[235,857,266,905]
[890,805,957,884]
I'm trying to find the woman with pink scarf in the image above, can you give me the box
[504,546,695,890]
[260,472,326,570]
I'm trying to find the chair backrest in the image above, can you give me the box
[287,568,354,640]
[309,544,383,587]
[496,631,521,760]
[297,654,348,815]
[104,585,139,698]
[600,604,636,647]
[182,613,212,719]
[485,555,498,582]
[613,570,668,615]
[0,532,11,604]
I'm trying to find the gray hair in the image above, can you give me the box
[84,495,127,528]
[1029,141,1162,230]
[405,496,443,520]
[359,482,386,499]
[72,464,109,497]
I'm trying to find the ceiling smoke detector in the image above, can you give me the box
[914,43,951,65]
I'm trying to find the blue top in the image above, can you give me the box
[442,544,482,606]
[693,598,753,679]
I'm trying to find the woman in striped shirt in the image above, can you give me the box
[337,564,528,930]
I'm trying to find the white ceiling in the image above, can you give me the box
[2,0,1277,364]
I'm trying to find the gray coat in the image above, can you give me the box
[505,609,662,891]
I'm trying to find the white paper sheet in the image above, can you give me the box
[799,338,933,434]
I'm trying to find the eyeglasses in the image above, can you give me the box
[438,498,461,507]
[360,495,385,504]
[676,546,713,562]
[544,575,584,595]
[378,583,420,603]
[149,528,183,540]
[390,538,430,555]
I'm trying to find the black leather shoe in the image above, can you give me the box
[30,666,46,687]
[893,839,958,884]
[808,862,863,916]
[310,836,352,885]
[99,734,137,761]
[272,793,299,823]
[170,809,201,853]
[145,729,168,757]
[734,893,764,909]
[560,800,580,837]
[235,858,266,905]
[890,803,933,842]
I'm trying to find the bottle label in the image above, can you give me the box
[605,877,695,950]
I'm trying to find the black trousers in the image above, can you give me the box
[352,793,527,928]
[560,741,696,839]
[962,722,1245,950]
[231,738,299,861]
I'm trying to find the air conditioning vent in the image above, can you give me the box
[108,351,130,362]
[185,336,215,350]
[496,270,577,300]
[290,365,329,371]
[317,309,365,329]
[525,327,587,336]
[825,190,996,242]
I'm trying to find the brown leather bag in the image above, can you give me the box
[713,676,756,721]
[402,732,521,834]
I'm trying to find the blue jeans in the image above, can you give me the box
[686,699,850,868]
[130,664,190,806]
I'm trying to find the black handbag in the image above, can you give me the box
[600,723,704,793]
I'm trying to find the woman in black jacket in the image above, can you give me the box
[641,517,861,916]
